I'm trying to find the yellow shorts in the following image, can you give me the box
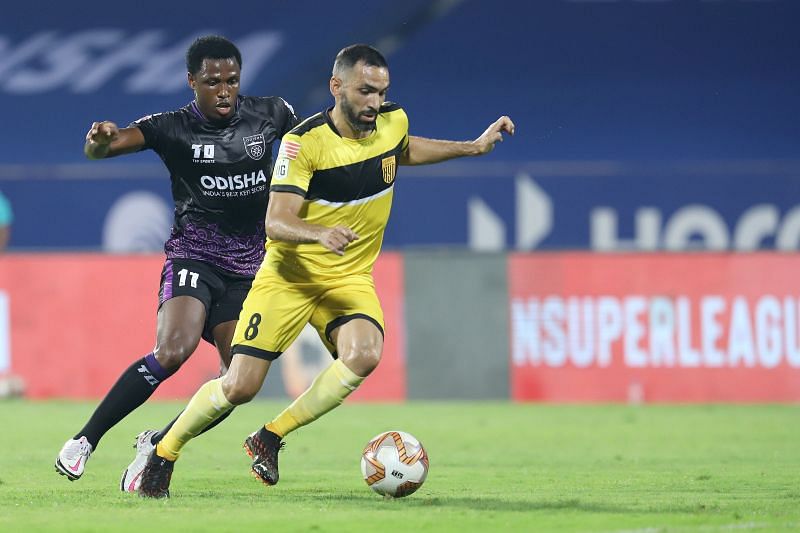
[230,265,385,361]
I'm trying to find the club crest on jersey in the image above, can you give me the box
[382,155,397,184]
[243,134,266,160]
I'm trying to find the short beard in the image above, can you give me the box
[342,97,376,133]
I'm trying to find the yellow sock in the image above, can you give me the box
[267,359,364,438]
[157,378,233,461]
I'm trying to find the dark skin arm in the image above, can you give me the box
[399,116,515,165]
[84,121,146,159]
[266,192,359,256]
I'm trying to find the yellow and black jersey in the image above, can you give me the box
[267,102,409,280]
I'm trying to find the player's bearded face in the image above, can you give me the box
[338,63,389,133]
[341,92,378,133]
[190,57,241,123]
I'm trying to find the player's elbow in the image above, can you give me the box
[265,217,282,240]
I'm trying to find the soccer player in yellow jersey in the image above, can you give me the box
[139,44,514,498]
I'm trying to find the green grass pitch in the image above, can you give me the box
[1,401,798,532]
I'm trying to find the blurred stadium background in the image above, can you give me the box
[1,0,799,404]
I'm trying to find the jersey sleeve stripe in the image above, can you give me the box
[270,184,307,197]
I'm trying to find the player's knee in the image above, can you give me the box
[221,375,258,405]
[154,340,199,371]
[339,343,382,376]
[360,349,382,375]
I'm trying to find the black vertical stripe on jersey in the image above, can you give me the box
[304,138,405,203]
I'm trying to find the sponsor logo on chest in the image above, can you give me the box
[200,170,268,192]
[192,144,216,163]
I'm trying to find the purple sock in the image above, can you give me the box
[144,353,174,382]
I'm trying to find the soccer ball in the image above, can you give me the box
[360,430,429,498]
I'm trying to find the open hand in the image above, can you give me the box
[472,116,515,155]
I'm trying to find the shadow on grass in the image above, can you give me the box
[185,488,700,515]
[354,495,701,515]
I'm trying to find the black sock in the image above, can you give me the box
[151,407,235,445]
[75,353,173,448]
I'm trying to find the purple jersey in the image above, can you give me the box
[132,95,298,275]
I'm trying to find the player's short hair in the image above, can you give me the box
[186,35,242,75]
[332,44,388,77]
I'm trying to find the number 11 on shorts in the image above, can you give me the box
[177,268,199,288]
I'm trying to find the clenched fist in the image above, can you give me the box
[86,121,120,146]
[318,226,359,256]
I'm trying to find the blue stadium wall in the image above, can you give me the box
[1,0,799,253]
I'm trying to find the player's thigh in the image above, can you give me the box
[155,259,220,360]
[231,269,320,361]
[157,297,206,346]
[310,275,385,358]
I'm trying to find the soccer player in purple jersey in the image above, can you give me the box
[55,35,298,490]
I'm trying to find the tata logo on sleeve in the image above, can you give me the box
[0,30,283,94]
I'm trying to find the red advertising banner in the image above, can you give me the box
[351,252,406,401]
[0,254,405,401]
[509,253,800,402]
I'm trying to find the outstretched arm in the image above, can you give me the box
[84,121,146,159]
[399,115,515,166]
[266,191,359,256]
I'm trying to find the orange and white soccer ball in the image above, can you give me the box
[360,430,429,498]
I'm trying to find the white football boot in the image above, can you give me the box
[120,430,158,492]
[55,436,93,481]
